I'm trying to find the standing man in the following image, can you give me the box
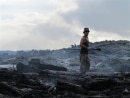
[80,28,90,74]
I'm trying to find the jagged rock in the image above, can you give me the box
[0,94,11,98]
[39,69,80,83]
[29,59,67,71]
[83,78,119,91]
[17,75,41,86]
[1,69,130,97]
[0,82,20,97]
[16,62,35,72]
[56,80,87,95]
[21,90,53,98]
[39,69,79,76]
[16,59,67,73]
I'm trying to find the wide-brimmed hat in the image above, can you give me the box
[83,28,90,32]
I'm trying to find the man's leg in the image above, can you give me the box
[80,54,90,74]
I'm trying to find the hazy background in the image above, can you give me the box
[0,0,130,50]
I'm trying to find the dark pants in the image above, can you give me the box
[80,54,90,74]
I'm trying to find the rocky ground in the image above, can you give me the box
[1,40,130,98]
[1,69,130,98]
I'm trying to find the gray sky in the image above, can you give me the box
[0,0,130,50]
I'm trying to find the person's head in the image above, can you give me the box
[83,28,90,36]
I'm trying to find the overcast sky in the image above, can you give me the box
[0,0,130,50]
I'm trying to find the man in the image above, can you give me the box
[80,28,90,74]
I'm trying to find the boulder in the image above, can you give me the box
[16,62,35,73]
[16,59,67,73]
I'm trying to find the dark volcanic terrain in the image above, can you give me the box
[0,40,130,97]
